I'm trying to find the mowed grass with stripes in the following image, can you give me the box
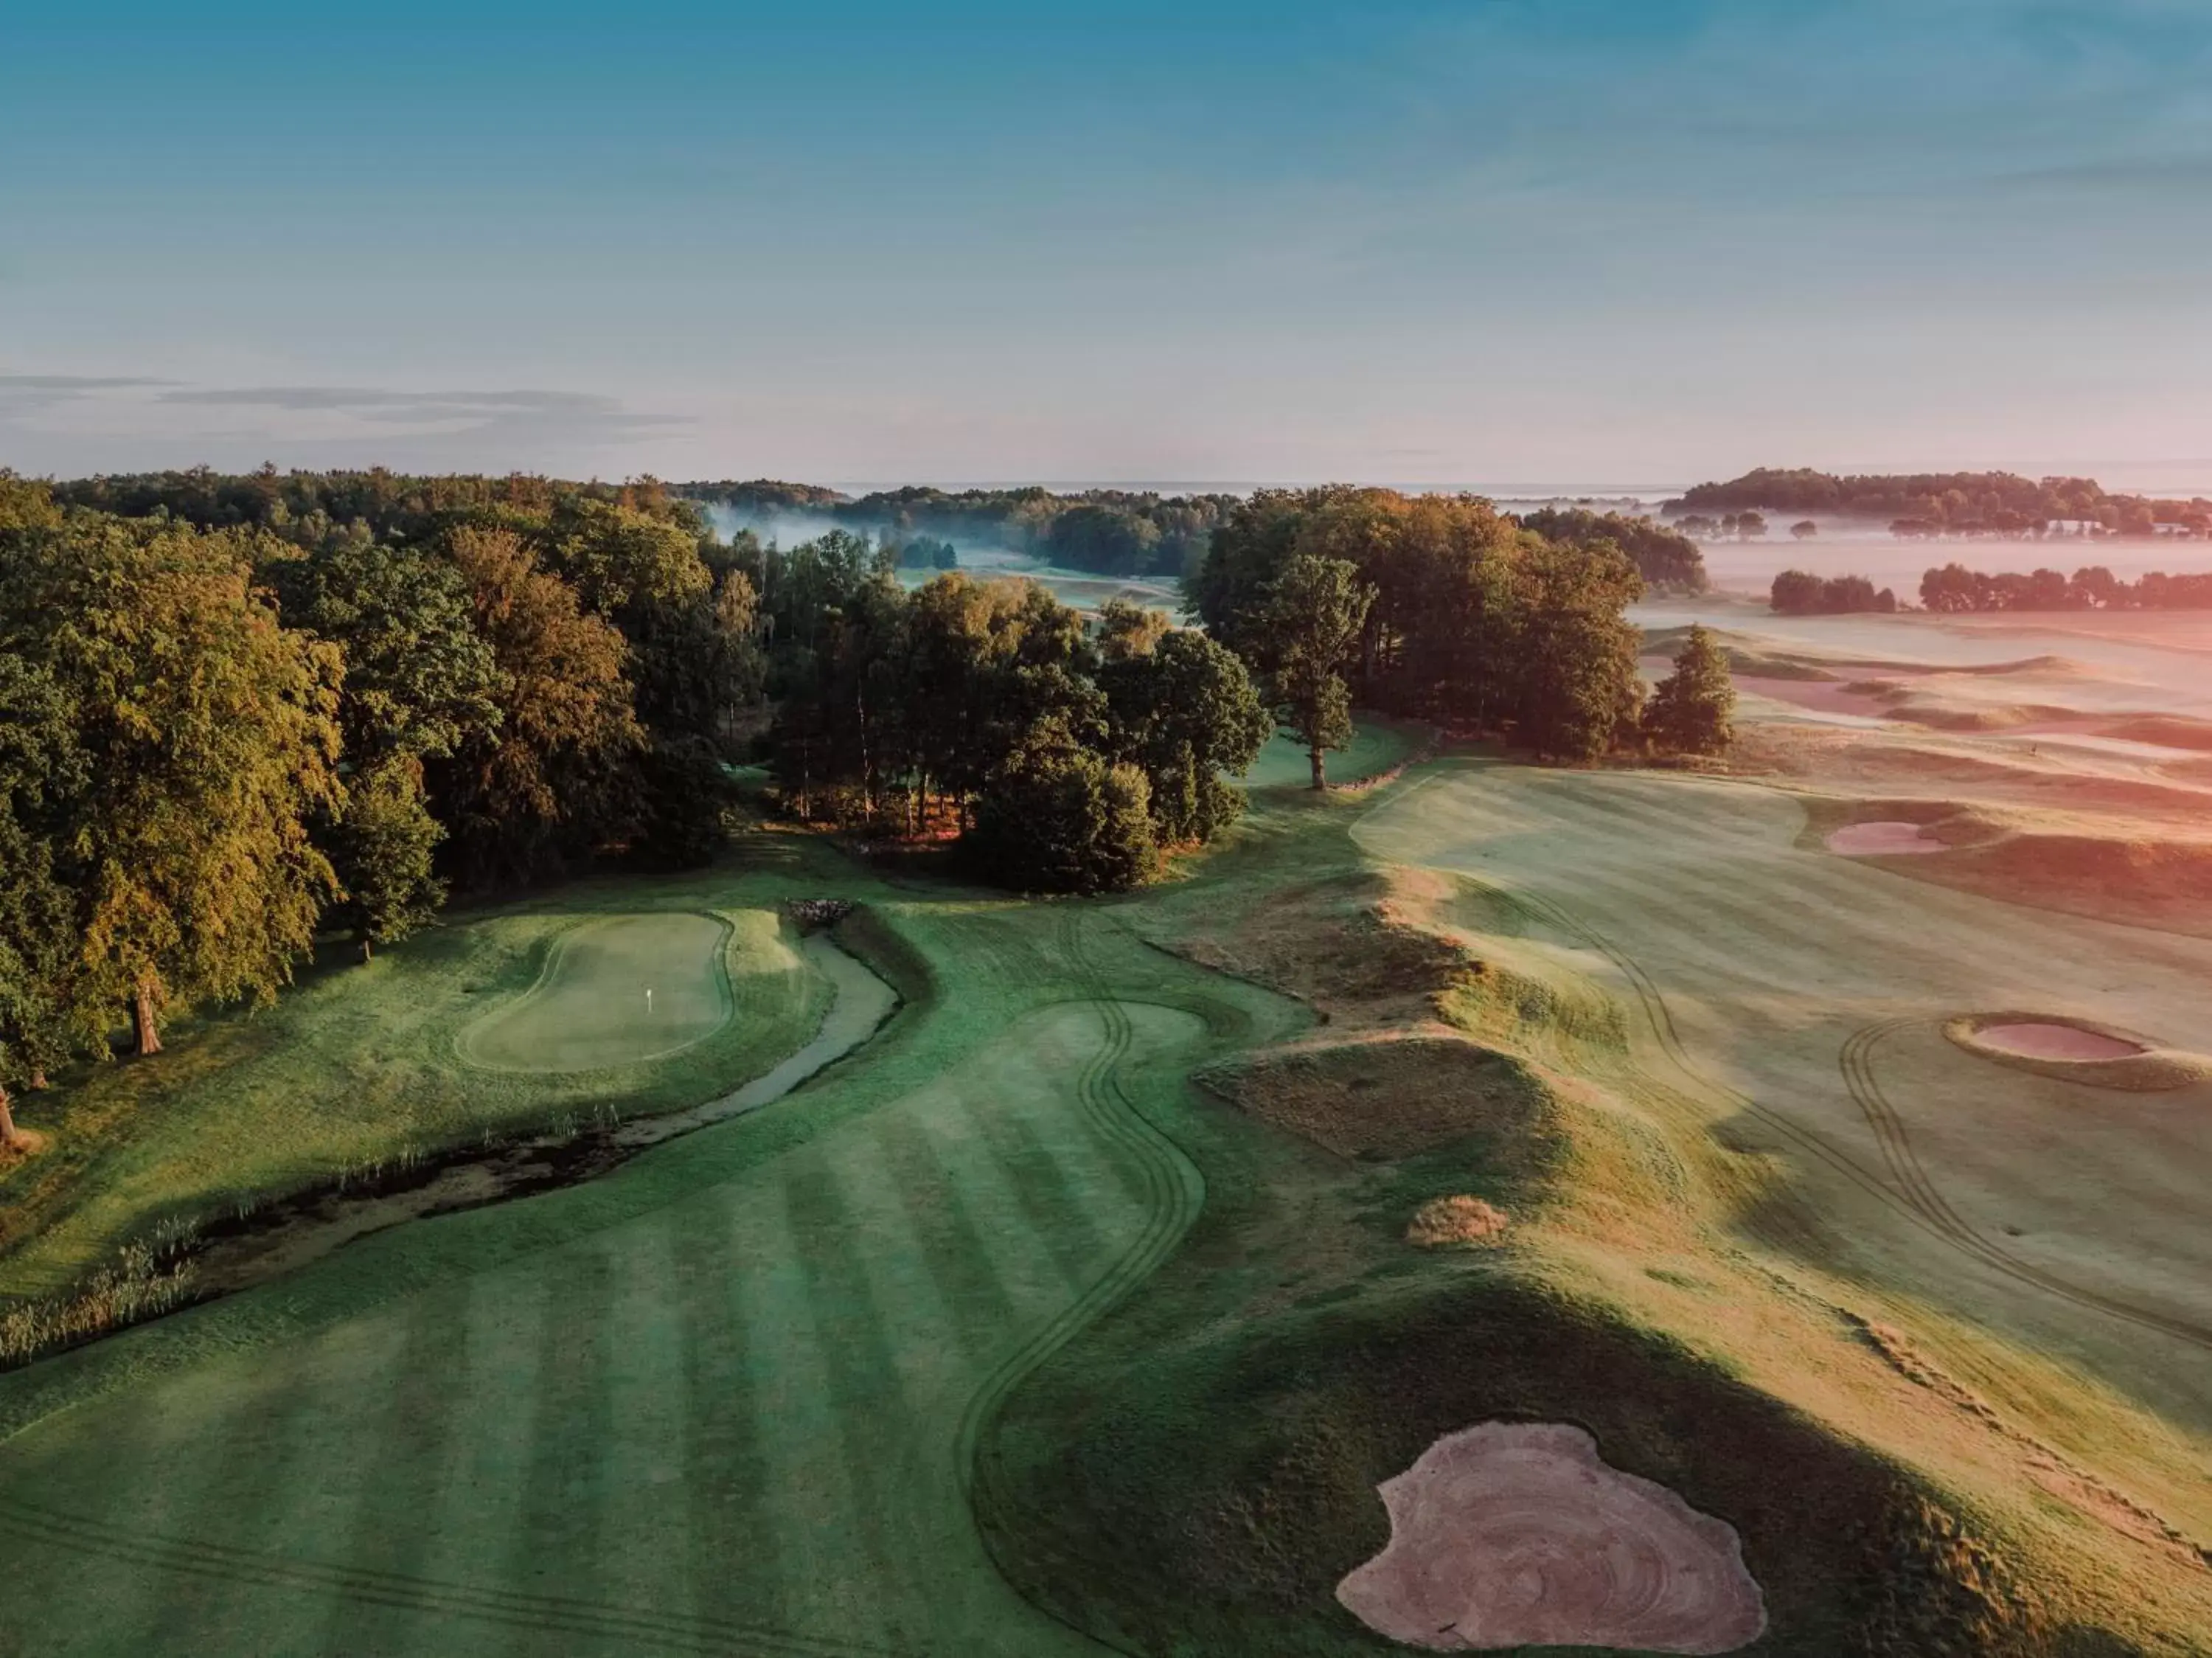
[5,743,2212,1652]
[0,879,1302,1653]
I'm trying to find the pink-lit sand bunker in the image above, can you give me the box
[1336,1422,1766,1654]
[1973,1022,2146,1061]
[1826,821,1943,856]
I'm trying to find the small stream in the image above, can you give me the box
[184,932,900,1296]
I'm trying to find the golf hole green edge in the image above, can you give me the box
[956,912,1209,1649]
[456,912,738,1075]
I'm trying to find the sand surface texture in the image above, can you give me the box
[1337,1421,1766,1653]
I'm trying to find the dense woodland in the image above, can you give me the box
[1670,468,2212,539]
[681,481,1711,593]
[1189,487,1721,766]
[1918,563,2212,612]
[0,468,1731,1141]
[1770,570,1900,615]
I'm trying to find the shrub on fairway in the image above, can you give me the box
[1644,624,1736,757]
[969,752,1158,893]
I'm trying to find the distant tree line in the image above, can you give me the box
[1919,563,2212,613]
[1667,468,2212,540]
[0,467,768,1131]
[680,482,1713,594]
[1191,488,1726,765]
[1672,511,1770,543]
[678,481,1239,582]
[1514,507,1707,592]
[747,531,1270,893]
[1770,570,1899,615]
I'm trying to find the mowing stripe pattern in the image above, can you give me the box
[0,911,1254,1657]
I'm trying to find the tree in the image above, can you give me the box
[1511,541,1645,760]
[0,823,74,1147]
[0,516,344,1055]
[1094,598,1169,662]
[0,657,83,1142]
[1101,625,1271,844]
[1790,519,1819,541]
[1644,625,1736,756]
[967,750,1156,893]
[323,757,445,961]
[437,527,643,886]
[265,534,501,956]
[1735,510,1768,541]
[1258,555,1375,789]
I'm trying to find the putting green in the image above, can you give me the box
[459,913,734,1074]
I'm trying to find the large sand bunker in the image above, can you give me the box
[1336,1421,1765,1653]
[1975,1021,2145,1061]
[1943,1013,2207,1091]
[1826,820,1944,856]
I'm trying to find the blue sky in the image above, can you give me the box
[4,1,2211,488]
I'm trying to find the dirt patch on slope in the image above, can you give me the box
[1406,1195,1511,1248]
[1198,1035,1552,1162]
[1337,1420,1767,1653]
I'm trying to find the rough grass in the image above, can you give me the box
[1237,718,1427,791]
[981,768,2211,1654]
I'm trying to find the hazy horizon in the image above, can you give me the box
[8,2,2212,482]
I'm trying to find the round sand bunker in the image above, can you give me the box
[1337,1422,1765,1654]
[1826,820,1942,856]
[1975,1021,2146,1061]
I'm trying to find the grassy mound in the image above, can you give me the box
[1404,1193,1510,1246]
[1197,1035,1557,1163]
[983,774,2206,1654]
[987,1275,2082,1657]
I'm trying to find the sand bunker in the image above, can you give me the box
[1826,820,1944,856]
[1974,1022,2146,1061]
[1337,1422,1765,1654]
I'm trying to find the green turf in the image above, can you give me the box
[459,912,736,1073]
[0,846,838,1304]
[1234,718,1422,791]
[2,769,2208,1654]
[0,900,1304,1655]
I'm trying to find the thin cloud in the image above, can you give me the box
[0,376,690,473]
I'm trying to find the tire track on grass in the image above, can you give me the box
[1433,821,2212,1352]
[1837,1021,2212,1350]
[950,909,1210,1657]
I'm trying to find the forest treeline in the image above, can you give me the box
[1671,468,2212,539]
[1189,487,1727,765]
[680,480,1710,593]
[0,466,769,1134]
[1918,563,2212,613]
[1770,570,1899,615]
[1769,560,2212,615]
[0,468,1731,1138]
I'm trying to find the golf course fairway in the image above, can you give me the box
[1354,762,2212,1426]
[0,903,1302,1656]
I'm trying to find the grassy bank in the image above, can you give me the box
[0,831,849,1311]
